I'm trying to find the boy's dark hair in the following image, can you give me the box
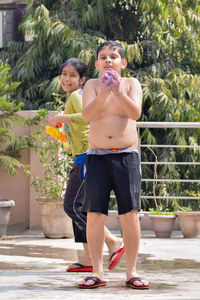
[60,58,88,78]
[96,41,125,59]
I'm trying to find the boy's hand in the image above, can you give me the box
[100,70,119,86]
[101,70,119,86]
[99,74,112,95]
[100,70,123,97]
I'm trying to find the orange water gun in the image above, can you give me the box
[46,123,70,149]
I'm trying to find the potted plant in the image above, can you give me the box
[31,122,74,238]
[176,211,200,238]
[176,193,200,238]
[0,199,15,238]
[149,209,176,238]
[0,64,46,237]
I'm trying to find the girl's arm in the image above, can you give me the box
[48,91,88,127]
[48,114,71,128]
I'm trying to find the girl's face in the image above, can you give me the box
[60,64,85,97]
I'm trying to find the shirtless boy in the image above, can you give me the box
[79,41,149,289]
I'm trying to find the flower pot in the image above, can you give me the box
[37,197,73,238]
[176,211,200,238]
[150,214,176,238]
[105,210,144,230]
[0,199,15,237]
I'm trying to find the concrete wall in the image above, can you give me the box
[0,111,53,229]
[0,151,30,227]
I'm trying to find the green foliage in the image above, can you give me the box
[31,124,73,199]
[0,64,20,97]
[0,64,47,175]
[139,0,200,73]
[149,208,175,216]
[0,0,143,109]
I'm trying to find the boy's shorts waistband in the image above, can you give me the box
[87,147,139,155]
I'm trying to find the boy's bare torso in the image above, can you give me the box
[88,78,139,149]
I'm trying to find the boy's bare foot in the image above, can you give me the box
[79,272,105,287]
[126,277,150,289]
[79,275,107,288]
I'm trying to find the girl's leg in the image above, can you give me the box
[64,163,87,243]
[64,163,91,266]
[104,226,123,258]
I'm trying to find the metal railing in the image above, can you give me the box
[136,122,200,201]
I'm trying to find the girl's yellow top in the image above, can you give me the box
[64,89,89,157]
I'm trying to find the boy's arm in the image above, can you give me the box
[113,77,142,120]
[82,79,109,123]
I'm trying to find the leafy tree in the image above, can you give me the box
[0,0,142,108]
[0,64,47,175]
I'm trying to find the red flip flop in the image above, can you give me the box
[66,263,93,272]
[108,245,125,270]
[79,276,107,289]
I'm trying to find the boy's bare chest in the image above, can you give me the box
[96,88,129,116]
[104,101,124,120]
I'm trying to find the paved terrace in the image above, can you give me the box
[0,225,200,300]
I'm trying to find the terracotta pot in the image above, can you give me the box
[150,214,176,238]
[36,197,73,238]
[176,211,200,238]
[105,210,144,231]
[0,199,15,237]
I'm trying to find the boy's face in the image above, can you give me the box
[95,46,127,75]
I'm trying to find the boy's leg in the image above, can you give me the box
[87,212,105,278]
[120,210,149,287]
[79,212,106,285]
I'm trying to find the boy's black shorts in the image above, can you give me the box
[82,152,141,215]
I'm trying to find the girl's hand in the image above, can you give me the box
[48,115,59,128]
[66,146,71,152]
